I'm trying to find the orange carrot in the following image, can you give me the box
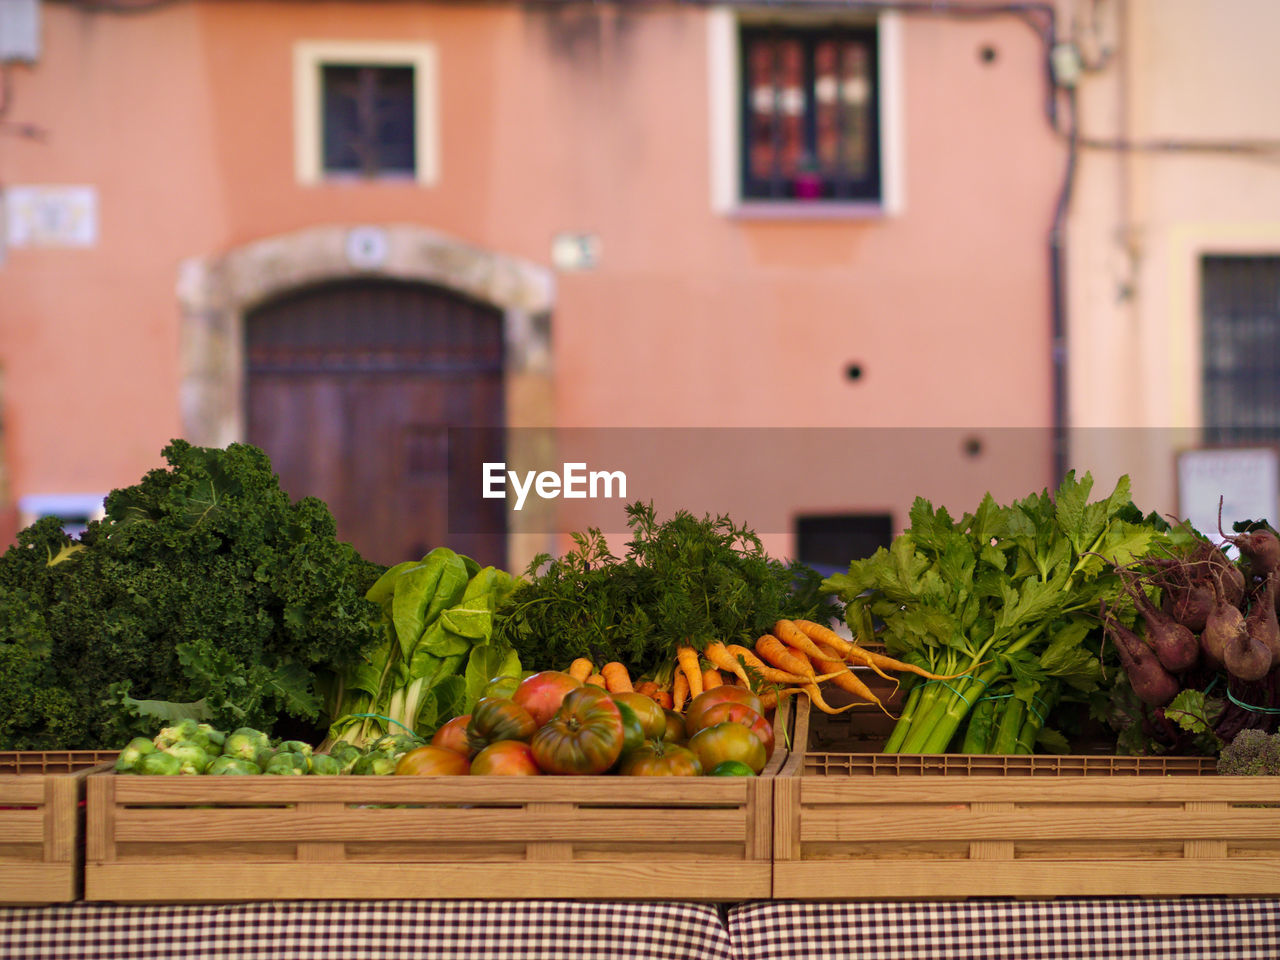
[568,658,595,683]
[703,641,752,686]
[702,668,724,690]
[792,619,967,681]
[755,633,819,680]
[803,682,869,715]
[810,643,894,718]
[635,680,660,699]
[653,689,674,710]
[773,619,852,670]
[724,643,837,686]
[677,646,704,701]
[672,668,689,713]
[586,673,607,688]
[601,661,634,694]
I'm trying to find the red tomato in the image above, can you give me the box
[612,692,667,740]
[698,702,774,759]
[662,709,687,743]
[470,740,542,776]
[530,685,624,775]
[395,745,471,776]
[466,697,537,752]
[430,715,475,758]
[513,671,583,728]
[684,686,765,737]
[618,741,703,777]
[688,721,767,774]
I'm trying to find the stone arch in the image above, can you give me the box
[176,223,556,566]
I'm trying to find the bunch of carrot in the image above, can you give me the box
[560,619,962,717]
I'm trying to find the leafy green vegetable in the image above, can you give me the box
[0,440,385,749]
[823,472,1168,754]
[326,548,520,747]
[495,501,829,681]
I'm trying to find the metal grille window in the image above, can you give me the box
[740,25,881,202]
[321,64,416,178]
[1202,255,1280,443]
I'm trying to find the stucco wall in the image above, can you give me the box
[1,0,1065,555]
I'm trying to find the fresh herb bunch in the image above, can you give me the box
[494,501,829,680]
[0,440,385,749]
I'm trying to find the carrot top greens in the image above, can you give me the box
[494,501,829,680]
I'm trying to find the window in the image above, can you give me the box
[708,11,900,216]
[740,26,880,202]
[294,42,439,186]
[1202,255,1280,443]
[321,64,416,178]
[795,512,893,578]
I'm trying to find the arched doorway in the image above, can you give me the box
[177,223,555,572]
[245,278,506,567]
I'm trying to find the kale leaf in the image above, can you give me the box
[0,440,384,748]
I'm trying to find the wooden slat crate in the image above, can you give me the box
[772,691,1280,899]
[85,705,790,904]
[0,750,119,904]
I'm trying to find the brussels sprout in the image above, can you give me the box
[223,729,271,762]
[196,723,227,752]
[206,756,261,776]
[277,740,314,758]
[308,754,341,776]
[327,741,361,774]
[351,752,399,776]
[138,751,183,776]
[163,740,210,775]
[263,751,309,776]
[114,737,157,774]
[154,718,200,749]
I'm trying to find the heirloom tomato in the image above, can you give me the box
[466,697,537,752]
[613,699,646,758]
[430,715,474,758]
[684,687,765,737]
[530,685,624,775]
[661,709,687,743]
[697,702,774,759]
[395,745,471,776]
[688,720,767,774]
[513,671,583,728]
[470,740,542,776]
[618,741,703,777]
[611,692,667,741]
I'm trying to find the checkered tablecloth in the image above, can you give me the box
[727,898,1280,960]
[0,900,736,960]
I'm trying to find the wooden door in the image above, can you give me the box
[245,279,506,569]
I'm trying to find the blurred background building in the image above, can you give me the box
[1,0,1278,572]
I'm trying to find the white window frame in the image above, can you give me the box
[293,41,440,186]
[707,7,903,218]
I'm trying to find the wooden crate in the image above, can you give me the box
[85,710,789,904]
[0,750,119,904]
[772,691,1280,899]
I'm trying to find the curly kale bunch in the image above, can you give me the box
[1217,728,1280,776]
[0,440,385,749]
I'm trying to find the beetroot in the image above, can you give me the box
[1118,569,1199,673]
[1101,603,1180,707]
[1202,568,1248,672]
[1245,573,1280,663]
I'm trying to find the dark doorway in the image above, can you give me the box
[245,278,507,569]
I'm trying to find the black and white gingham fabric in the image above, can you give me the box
[728,898,1280,960]
[0,900,736,960]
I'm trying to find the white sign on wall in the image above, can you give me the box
[4,185,99,248]
[1176,445,1280,541]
